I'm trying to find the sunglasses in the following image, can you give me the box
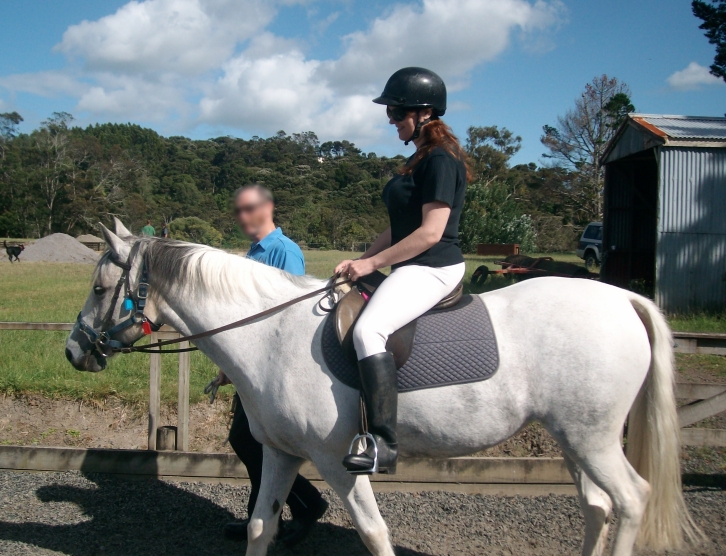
[386,106,410,122]
[234,201,265,216]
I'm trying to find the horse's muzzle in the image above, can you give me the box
[65,325,107,372]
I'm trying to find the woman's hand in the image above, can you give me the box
[334,259,355,276]
[335,258,378,281]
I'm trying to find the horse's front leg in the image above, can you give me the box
[246,446,303,556]
[314,454,395,556]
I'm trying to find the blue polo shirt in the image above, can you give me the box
[246,227,305,276]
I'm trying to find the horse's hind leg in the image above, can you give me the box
[315,457,395,556]
[563,453,612,556]
[562,442,650,556]
[245,446,302,556]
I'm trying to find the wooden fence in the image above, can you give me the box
[1,322,725,450]
[0,322,190,451]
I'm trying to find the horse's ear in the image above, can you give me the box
[113,217,133,239]
[99,223,127,257]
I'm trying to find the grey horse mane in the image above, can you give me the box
[97,238,323,301]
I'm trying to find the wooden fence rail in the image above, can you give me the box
[2,322,725,449]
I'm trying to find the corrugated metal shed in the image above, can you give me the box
[635,115,726,141]
[657,148,726,312]
[601,114,726,313]
[602,114,726,164]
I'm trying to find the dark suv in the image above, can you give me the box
[576,222,602,269]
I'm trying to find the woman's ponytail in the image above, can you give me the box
[400,120,473,182]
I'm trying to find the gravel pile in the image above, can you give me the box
[76,234,104,244]
[16,233,99,263]
[0,471,723,555]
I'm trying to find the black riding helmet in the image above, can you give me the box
[373,67,446,144]
[373,67,446,115]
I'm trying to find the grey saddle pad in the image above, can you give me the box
[321,295,499,393]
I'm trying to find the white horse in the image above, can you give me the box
[65,221,703,556]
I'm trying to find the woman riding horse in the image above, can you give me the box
[336,67,472,474]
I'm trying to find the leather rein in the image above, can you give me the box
[76,247,350,356]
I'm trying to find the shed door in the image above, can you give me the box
[602,149,658,295]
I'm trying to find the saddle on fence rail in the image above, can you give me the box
[334,270,464,369]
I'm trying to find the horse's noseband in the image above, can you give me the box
[76,250,161,357]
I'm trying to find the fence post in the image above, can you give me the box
[148,332,161,450]
[177,340,191,451]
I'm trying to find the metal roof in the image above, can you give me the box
[631,114,726,141]
[602,114,726,164]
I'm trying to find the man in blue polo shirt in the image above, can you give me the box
[244,190,305,273]
[207,184,326,546]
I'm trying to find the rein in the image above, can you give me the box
[123,282,345,354]
[77,245,350,356]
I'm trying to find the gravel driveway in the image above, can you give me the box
[0,471,723,555]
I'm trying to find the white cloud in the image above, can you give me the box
[0,70,88,98]
[201,0,564,142]
[323,0,564,94]
[312,10,339,35]
[2,0,565,146]
[200,35,328,131]
[56,0,277,76]
[77,75,189,121]
[667,62,723,91]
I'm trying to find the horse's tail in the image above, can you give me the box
[625,292,704,549]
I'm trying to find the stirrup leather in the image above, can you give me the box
[343,433,379,475]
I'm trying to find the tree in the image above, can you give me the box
[0,112,23,159]
[541,75,634,219]
[465,126,521,183]
[169,217,223,246]
[459,180,537,254]
[693,0,726,81]
[460,125,536,253]
[0,112,23,142]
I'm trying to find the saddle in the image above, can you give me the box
[335,270,463,369]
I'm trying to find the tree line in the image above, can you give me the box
[0,75,633,253]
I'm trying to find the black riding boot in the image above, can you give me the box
[342,352,398,474]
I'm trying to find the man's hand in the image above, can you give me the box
[204,371,231,404]
[334,258,378,281]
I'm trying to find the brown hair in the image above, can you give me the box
[400,119,474,182]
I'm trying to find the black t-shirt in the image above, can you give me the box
[382,147,467,268]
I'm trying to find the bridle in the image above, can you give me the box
[76,244,161,357]
[76,241,351,357]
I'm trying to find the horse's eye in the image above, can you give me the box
[93,286,106,296]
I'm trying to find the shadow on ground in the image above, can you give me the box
[0,473,430,556]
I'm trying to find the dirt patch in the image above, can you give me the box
[2,233,99,264]
[0,394,561,457]
[676,353,726,384]
[0,394,234,453]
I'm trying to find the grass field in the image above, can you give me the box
[0,251,723,403]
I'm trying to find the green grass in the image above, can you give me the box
[0,251,723,403]
[0,262,219,403]
[668,313,726,334]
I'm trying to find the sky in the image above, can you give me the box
[0,0,723,165]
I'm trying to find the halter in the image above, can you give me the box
[76,246,161,357]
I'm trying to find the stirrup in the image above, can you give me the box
[344,433,378,475]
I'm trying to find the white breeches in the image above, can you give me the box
[352,262,466,360]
